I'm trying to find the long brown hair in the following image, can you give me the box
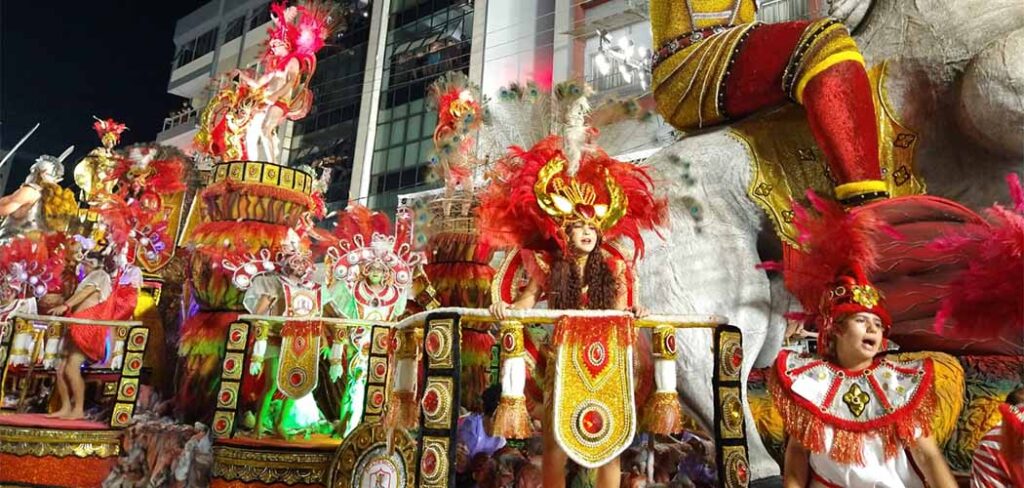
[546,235,617,310]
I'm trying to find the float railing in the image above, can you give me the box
[210,315,384,439]
[297,308,752,488]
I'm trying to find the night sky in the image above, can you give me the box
[1,0,206,193]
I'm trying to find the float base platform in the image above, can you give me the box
[210,435,341,488]
[0,413,120,487]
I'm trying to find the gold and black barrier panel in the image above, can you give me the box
[714,324,750,488]
[110,326,150,428]
[211,321,252,438]
[416,312,462,488]
[361,324,391,423]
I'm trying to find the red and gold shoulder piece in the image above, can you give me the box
[769,350,936,465]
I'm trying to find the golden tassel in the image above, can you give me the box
[641,391,684,435]
[491,395,533,439]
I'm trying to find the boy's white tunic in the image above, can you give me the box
[772,350,935,487]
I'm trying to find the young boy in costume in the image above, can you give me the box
[771,195,956,487]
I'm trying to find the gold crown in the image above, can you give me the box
[534,157,626,230]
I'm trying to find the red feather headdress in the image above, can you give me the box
[930,174,1024,338]
[92,117,127,148]
[0,236,65,299]
[96,194,171,265]
[106,145,187,197]
[779,192,897,354]
[263,1,337,71]
[478,134,666,259]
[320,204,421,288]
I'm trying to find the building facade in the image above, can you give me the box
[163,0,814,211]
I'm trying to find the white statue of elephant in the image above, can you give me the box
[636,0,1024,483]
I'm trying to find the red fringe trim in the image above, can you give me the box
[769,359,936,465]
[202,180,315,208]
[552,315,633,348]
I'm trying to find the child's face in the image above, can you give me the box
[834,312,884,366]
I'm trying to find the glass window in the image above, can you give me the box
[225,16,245,41]
[420,140,434,162]
[422,114,437,137]
[379,108,391,122]
[250,4,271,29]
[409,98,424,115]
[194,28,218,58]
[175,38,197,68]
[387,147,404,172]
[390,119,406,144]
[372,150,387,174]
[393,103,408,119]
[404,141,421,166]
[374,127,389,150]
[406,115,422,143]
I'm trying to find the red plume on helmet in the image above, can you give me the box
[780,191,897,354]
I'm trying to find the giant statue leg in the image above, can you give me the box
[723,21,884,205]
[639,132,783,481]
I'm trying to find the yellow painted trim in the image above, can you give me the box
[794,51,865,103]
[835,179,888,200]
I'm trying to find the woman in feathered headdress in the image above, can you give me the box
[770,193,956,488]
[478,101,666,486]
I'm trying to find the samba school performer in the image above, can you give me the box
[231,1,336,163]
[649,0,888,206]
[769,194,956,487]
[479,83,667,488]
[44,235,136,419]
[45,189,166,419]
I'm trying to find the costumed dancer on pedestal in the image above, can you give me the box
[319,204,425,436]
[479,83,667,487]
[74,118,128,203]
[770,193,956,487]
[1,237,64,368]
[195,1,337,164]
[225,229,330,438]
[424,73,496,413]
[43,171,167,419]
[649,0,888,206]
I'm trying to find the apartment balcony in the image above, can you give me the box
[567,0,649,39]
[156,108,200,150]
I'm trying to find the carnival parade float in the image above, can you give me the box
[0,0,1021,487]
